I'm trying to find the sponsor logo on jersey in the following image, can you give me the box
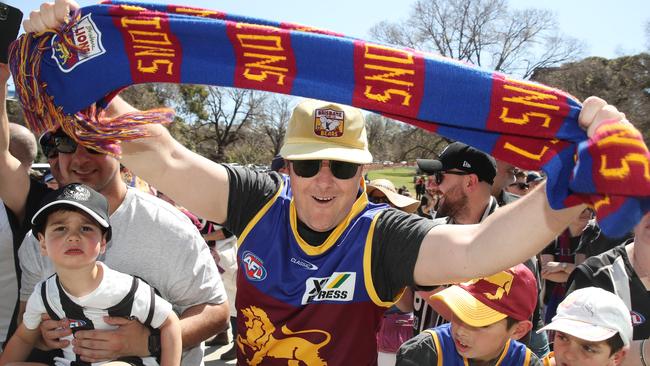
[290,257,318,271]
[69,319,87,329]
[302,272,355,304]
[242,250,267,281]
[631,311,646,326]
[51,14,105,72]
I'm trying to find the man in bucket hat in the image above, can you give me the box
[367,178,420,213]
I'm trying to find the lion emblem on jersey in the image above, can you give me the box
[237,306,331,366]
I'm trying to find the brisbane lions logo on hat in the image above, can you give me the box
[314,108,344,138]
[51,14,106,73]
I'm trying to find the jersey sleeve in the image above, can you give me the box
[131,278,173,329]
[18,232,53,302]
[223,165,283,237]
[370,209,441,302]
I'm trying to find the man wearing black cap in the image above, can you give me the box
[414,142,550,357]
[416,142,498,224]
[270,154,288,174]
[404,142,499,334]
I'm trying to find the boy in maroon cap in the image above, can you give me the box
[397,264,542,365]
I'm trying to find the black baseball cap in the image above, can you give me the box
[417,142,497,184]
[32,183,112,241]
[270,154,285,172]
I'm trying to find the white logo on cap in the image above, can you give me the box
[462,161,472,168]
[63,185,91,201]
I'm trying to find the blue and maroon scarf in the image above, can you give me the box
[9,1,650,237]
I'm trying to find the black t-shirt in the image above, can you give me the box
[576,222,632,258]
[3,178,51,352]
[6,177,51,245]
[222,165,437,302]
[568,244,650,340]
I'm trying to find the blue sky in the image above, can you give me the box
[9,0,647,59]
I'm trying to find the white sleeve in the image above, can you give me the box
[23,282,46,330]
[160,227,227,314]
[131,279,173,329]
[18,232,52,302]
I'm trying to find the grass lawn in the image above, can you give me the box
[366,166,418,192]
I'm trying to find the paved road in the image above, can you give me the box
[203,331,236,366]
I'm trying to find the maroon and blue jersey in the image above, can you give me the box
[427,323,534,366]
[235,177,390,365]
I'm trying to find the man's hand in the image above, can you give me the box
[22,0,79,33]
[71,317,150,363]
[38,314,71,350]
[579,96,629,138]
[0,64,10,85]
[541,262,565,276]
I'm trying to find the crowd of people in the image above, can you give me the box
[0,1,647,365]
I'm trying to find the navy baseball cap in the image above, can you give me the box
[417,142,497,184]
[32,183,112,241]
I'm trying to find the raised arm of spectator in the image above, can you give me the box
[0,64,31,222]
[119,121,231,225]
[23,0,232,225]
[413,97,626,286]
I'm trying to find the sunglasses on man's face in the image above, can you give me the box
[53,135,102,155]
[434,170,471,185]
[290,160,360,180]
[509,182,529,190]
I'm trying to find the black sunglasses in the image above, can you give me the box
[509,182,529,190]
[53,135,102,155]
[434,170,471,185]
[290,160,360,180]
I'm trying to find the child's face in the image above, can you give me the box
[553,331,625,366]
[38,210,106,269]
[450,315,519,362]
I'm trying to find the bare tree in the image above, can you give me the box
[256,94,296,156]
[176,85,267,162]
[370,0,584,78]
[366,113,448,161]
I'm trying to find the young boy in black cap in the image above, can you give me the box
[0,184,181,366]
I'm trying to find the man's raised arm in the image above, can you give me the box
[107,96,231,224]
[0,64,31,222]
[414,96,626,286]
[23,0,232,224]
